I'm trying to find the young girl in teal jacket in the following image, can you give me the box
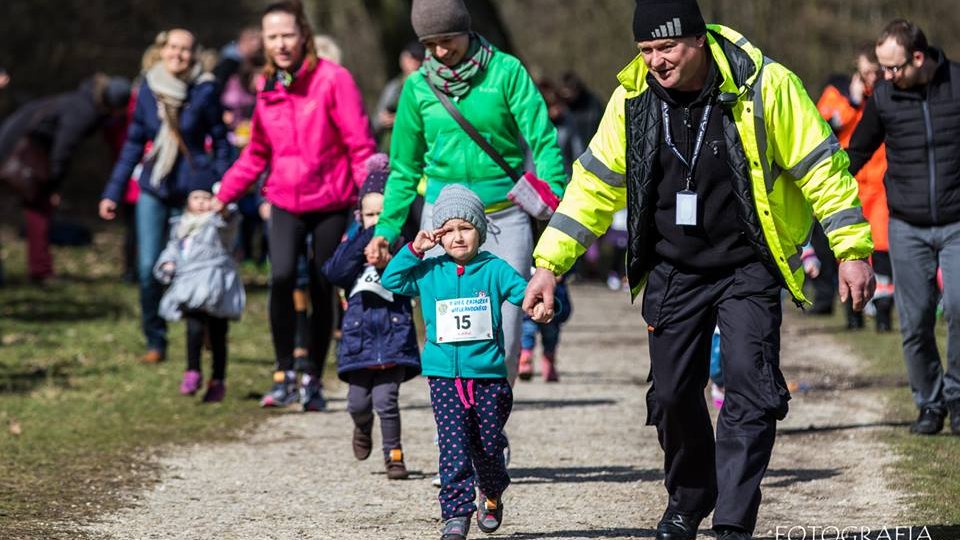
[380,184,529,539]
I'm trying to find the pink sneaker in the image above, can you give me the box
[179,370,202,395]
[542,352,559,383]
[518,349,534,381]
[202,380,226,403]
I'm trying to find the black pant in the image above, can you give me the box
[642,260,789,533]
[268,206,347,374]
[186,313,229,381]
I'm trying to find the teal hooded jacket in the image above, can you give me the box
[380,246,527,379]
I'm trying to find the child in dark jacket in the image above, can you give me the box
[380,184,530,540]
[321,156,420,480]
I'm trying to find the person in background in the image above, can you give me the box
[155,188,245,403]
[365,0,567,386]
[374,41,426,149]
[847,20,960,435]
[314,35,343,65]
[0,74,131,284]
[814,43,892,330]
[100,28,230,364]
[559,71,604,153]
[322,154,421,480]
[213,1,376,411]
[213,27,263,91]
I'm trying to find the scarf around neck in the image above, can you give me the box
[423,34,493,98]
[176,210,214,240]
[144,63,214,188]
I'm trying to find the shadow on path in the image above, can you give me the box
[511,465,661,485]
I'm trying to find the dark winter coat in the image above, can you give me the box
[102,79,229,206]
[848,48,960,227]
[0,78,108,196]
[322,226,421,382]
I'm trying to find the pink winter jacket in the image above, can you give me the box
[217,59,376,214]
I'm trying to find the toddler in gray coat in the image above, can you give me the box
[154,189,246,402]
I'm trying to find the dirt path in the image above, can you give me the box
[83,284,904,539]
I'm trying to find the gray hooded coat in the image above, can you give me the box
[153,213,245,321]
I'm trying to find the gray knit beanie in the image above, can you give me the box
[411,0,471,41]
[432,184,487,245]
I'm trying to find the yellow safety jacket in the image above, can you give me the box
[533,25,873,304]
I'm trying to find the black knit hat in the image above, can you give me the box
[633,0,706,42]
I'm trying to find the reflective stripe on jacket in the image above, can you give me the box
[533,24,873,304]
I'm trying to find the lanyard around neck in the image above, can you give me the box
[661,100,713,191]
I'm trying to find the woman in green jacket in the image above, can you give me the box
[365,0,566,384]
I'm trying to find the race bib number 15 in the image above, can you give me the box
[436,297,493,343]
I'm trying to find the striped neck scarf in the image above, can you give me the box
[423,34,493,98]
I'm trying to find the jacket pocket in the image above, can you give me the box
[640,263,676,332]
[387,311,417,355]
[755,342,791,420]
[340,316,363,356]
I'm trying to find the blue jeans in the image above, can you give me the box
[136,191,180,352]
[889,217,960,410]
[521,317,560,354]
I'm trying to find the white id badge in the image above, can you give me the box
[436,297,494,343]
[676,190,698,226]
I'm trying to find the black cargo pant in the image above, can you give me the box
[642,260,790,534]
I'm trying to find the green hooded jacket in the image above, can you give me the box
[375,45,567,243]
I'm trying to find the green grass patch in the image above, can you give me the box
[801,302,960,526]
[0,228,320,537]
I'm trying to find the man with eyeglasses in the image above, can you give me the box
[848,19,960,437]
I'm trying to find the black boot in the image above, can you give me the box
[874,297,893,333]
[845,301,864,330]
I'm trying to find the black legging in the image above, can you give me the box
[269,206,348,374]
[186,313,229,381]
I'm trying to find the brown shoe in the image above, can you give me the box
[385,449,409,480]
[353,424,373,461]
[140,349,166,364]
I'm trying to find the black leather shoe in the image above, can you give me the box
[716,527,752,540]
[655,510,702,540]
[910,407,945,435]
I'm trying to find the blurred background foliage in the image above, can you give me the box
[0,0,958,216]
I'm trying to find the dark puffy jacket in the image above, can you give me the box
[322,226,421,382]
[848,48,960,226]
[0,79,107,192]
[102,79,229,206]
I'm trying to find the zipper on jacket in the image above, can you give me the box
[922,99,939,223]
[455,264,463,378]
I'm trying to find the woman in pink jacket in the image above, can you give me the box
[213,0,376,410]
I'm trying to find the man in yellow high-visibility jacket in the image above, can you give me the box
[523,1,875,538]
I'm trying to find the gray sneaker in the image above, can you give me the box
[441,515,470,540]
[260,372,298,408]
[476,492,503,533]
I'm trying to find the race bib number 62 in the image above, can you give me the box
[436,297,493,343]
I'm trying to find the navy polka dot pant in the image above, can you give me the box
[429,377,513,520]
